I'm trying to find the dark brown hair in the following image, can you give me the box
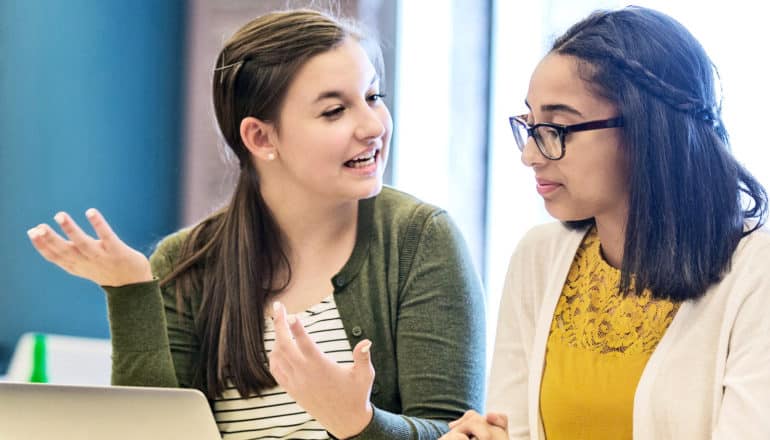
[162,9,373,399]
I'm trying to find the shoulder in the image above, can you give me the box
[518,222,572,245]
[499,223,586,316]
[512,221,585,262]
[148,210,226,279]
[365,187,470,266]
[372,186,444,218]
[684,228,770,321]
[148,227,193,279]
[503,222,586,297]
[370,186,449,233]
[701,227,770,342]
[735,226,770,257]
[728,227,770,281]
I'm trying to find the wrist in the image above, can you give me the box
[134,262,154,284]
[330,403,373,439]
[110,262,153,287]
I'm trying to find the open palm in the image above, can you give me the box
[27,208,153,287]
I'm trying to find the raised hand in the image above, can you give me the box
[439,410,509,440]
[27,208,153,287]
[269,301,374,439]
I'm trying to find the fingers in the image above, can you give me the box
[27,223,74,265]
[352,339,374,379]
[271,301,295,347]
[269,302,316,389]
[439,433,471,440]
[270,302,304,365]
[449,410,481,428]
[84,208,120,245]
[289,310,320,356]
[267,325,295,383]
[446,410,508,440]
[28,209,116,259]
[268,354,290,384]
[486,413,508,430]
[53,211,99,257]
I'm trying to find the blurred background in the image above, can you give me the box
[1,0,767,374]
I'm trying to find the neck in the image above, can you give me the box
[259,182,358,262]
[595,215,627,269]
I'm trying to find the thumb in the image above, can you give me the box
[486,412,509,430]
[352,339,375,379]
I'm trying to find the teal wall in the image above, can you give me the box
[0,0,187,372]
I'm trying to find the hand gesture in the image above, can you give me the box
[27,209,153,287]
[439,410,509,440]
[269,301,375,439]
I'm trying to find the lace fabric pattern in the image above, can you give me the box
[551,227,680,356]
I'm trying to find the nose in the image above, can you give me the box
[355,105,387,142]
[520,135,545,168]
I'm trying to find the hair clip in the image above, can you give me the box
[214,60,244,84]
[214,60,243,72]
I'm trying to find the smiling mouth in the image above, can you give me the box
[344,150,379,168]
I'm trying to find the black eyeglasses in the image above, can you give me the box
[509,114,624,160]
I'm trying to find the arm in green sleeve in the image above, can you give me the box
[355,211,487,439]
[104,232,199,389]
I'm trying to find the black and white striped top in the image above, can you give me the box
[213,295,353,440]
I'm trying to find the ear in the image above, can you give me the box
[240,116,278,162]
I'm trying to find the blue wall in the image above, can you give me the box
[0,0,187,372]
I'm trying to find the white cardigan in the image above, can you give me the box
[487,222,770,440]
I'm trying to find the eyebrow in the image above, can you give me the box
[313,74,379,103]
[524,100,584,117]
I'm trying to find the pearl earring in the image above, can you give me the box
[266,153,275,161]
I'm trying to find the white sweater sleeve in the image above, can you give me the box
[712,237,770,439]
[487,257,532,440]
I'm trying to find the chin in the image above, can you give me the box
[544,202,590,223]
[336,177,383,203]
[357,180,384,200]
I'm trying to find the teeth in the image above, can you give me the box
[348,157,375,168]
[352,151,375,161]
[345,150,378,168]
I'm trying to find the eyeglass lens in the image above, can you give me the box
[512,122,562,159]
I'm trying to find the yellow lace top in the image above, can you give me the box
[539,227,679,439]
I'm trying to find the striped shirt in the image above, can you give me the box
[213,295,353,440]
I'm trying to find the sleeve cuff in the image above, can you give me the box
[103,279,170,352]
[343,405,413,439]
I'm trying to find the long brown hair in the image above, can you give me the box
[162,9,375,399]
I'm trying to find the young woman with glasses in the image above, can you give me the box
[26,9,486,439]
[443,6,769,440]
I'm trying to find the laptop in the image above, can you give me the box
[0,382,221,440]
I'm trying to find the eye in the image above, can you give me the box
[367,93,386,103]
[541,126,560,140]
[321,106,345,118]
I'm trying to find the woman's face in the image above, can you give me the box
[262,37,392,204]
[521,53,629,226]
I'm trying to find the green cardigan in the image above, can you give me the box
[104,187,486,439]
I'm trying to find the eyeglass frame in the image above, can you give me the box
[509,114,624,160]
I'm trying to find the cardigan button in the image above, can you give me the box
[333,276,346,288]
[351,326,363,337]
